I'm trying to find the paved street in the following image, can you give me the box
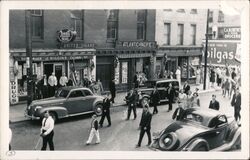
[10,90,235,151]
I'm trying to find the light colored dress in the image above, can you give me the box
[178,93,187,109]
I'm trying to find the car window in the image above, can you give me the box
[208,116,227,128]
[184,113,203,125]
[55,89,69,98]
[69,90,84,98]
[83,90,93,96]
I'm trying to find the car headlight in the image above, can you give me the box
[34,106,42,111]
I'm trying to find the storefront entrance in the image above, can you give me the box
[44,63,64,83]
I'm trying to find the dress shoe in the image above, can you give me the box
[107,124,111,127]
[135,144,141,148]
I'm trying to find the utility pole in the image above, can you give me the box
[25,10,34,106]
[203,9,210,90]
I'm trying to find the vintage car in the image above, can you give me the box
[151,107,241,151]
[137,78,180,106]
[25,87,104,121]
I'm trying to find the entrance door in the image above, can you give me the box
[96,64,112,91]
[54,64,63,85]
[44,64,53,80]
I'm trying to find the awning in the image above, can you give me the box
[157,46,203,57]
[10,48,95,61]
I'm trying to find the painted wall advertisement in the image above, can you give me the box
[202,40,241,66]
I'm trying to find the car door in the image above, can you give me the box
[81,89,96,112]
[64,90,86,114]
[202,115,229,149]
[156,82,167,101]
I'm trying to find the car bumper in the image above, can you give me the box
[24,110,40,120]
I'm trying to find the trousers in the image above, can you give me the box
[137,128,152,146]
[127,104,137,119]
[86,128,100,144]
[99,111,111,126]
[41,130,54,150]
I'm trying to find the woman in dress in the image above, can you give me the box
[191,92,200,107]
[177,89,187,109]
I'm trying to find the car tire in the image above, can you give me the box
[158,132,179,151]
[50,112,58,123]
[188,139,209,151]
[94,104,103,116]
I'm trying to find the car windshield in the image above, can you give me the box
[144,81,156,88]
[183,113,204,126]
[55,89,69,98]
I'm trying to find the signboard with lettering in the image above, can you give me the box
[10,80,18,104]
[218,27,241,40]
[202,40,240,66]
[57,29,76,43]
[116,41,157,49]
[16,55,93,62]
[58,42,95,49]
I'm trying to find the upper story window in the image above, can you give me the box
[177,24,184,45]
[218,10,224,22]
[107,10,119,40]
[190,9,197,14]
[208,27,213,39]
[177,9,185,13]
[164,23,171,45]
[218,27,224,39]
[30,10,43,40]
[190,24,196,45]
[208,10,213,22]
[163,9,173,12]
[70,10,84,40]
[137,10,147,40]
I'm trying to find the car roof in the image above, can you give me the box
[147,78,179,83]
[60,86,91,91]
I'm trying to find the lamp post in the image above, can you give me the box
[203,9,210,90]
[25,10,34,106]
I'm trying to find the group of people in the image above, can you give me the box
[133,72,148,88]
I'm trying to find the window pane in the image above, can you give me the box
[208,11,213,22]
[107,21,117,39]
[32,16,42,37]
[177,9,185,13]
[164,23,171,45]
[191,24,196,45]
[108,10,118,20]
[70,10,82,19]
[218,27,224,39]
[137,10,146,21]
[137,23,144,39]
[177,24,184,45]
[190,9,197,14]
[75,19,82,38]
[218,10,224,22]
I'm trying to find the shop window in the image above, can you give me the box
[177,9,185,13]
[190,9,197,14]
[121,62,128,84]
[218,10,224,22]
[107,10,119,40]
[137,10,147,40]
[164,23,171,45]
[31,10,43,40]
[208,10,213,22]
[191,24,196,45]
[179,57,188,78]
[177,24,184,45]
[70,10,84,40]
[218,27,224,39]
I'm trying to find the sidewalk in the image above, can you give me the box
[9,83,219,123]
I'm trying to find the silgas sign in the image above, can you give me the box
[202,40,241,65]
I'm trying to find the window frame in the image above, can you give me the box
[208,10,213,22]
[107,10,119,40]
[177,23,184,45]
[71,10,84,40]
[137,10,147,40]
[190,9,197,14]
[30,10,44,41]
[164,23,171,45]
[177,9,185,13]
[190,24,196,45]
[218,10,224,23]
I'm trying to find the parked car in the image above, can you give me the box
[25,87,104,122]
[137,78,180,106]
[151,107,241,151]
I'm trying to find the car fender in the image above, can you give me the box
[183,138,209,151]
[38,106,68,119]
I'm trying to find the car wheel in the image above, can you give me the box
[188,139,209,151]
[50,112,58,123]
[158,132,179,151]
[94,104,103,116]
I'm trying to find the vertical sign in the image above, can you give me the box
[121,62,128,83]
[10,80,18,104]
[114,63,120,84]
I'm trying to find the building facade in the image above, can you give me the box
[155,9,207,82]
[9,10,156,104]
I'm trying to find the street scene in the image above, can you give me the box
[8,8,242,152]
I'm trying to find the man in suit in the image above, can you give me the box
[48,72,57,97]
[40,111,55,150]
[183,80,190,95]
[209,94,220,110]
[86,114,100,145]
[126,89,137,120]
[231,88,241,123]
[167,83,175,112]
[136,105,152,148]
[99,93,111,127]
[150,86,160,114]
[109,79,116,103]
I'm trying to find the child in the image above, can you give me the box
[86,114,100,145]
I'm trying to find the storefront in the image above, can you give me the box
[96,41,157,91]
[157,46,203,83]
[9,48,96,104]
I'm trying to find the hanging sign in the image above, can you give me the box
[57,29,76,43]
[10,80,19,104]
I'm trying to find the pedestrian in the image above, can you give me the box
[67,78,73,86]
[150,86,160,114]
[230,77,237,99]
[168,72,174,79]
[109,79,116,103]
[125,89,137,120]
[223,78,230,98]
[97,79,104,95]
[231,88,241,124]
[175,67,181,85]
[83,74,91,87]
[48,72,57,97]
[209,95,220,110]
[191,92,200,107]
[86,114,100,145]
[99,93,111,127]
[136,105,152,148]
[210,67,216,88]
[186,90,193,109]
[41,75,48,99]
[172,102,186,121]
[134,72,139,88]
[40,111,55,150]
[216,67,222,87]
[166,83,175,112]
[35,79,42,100]
[177,89,187,109]
[59,73,68,87]
[195,67,201,85]
[183,80,190,95]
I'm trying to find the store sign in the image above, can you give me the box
[57,29,76,43]
[10,80,18,104]
[17,55,93,61]
[202,41,240,65]
[58,42,95,49]
[116,41,157,49]
[218,27,241,40]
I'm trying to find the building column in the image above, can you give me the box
[129,58,136,89]
[149,53,156,80]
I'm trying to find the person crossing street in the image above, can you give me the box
[150,86,160,114]
[86,114,100,145]
[125,89,137,120]
[99,93,111,127]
